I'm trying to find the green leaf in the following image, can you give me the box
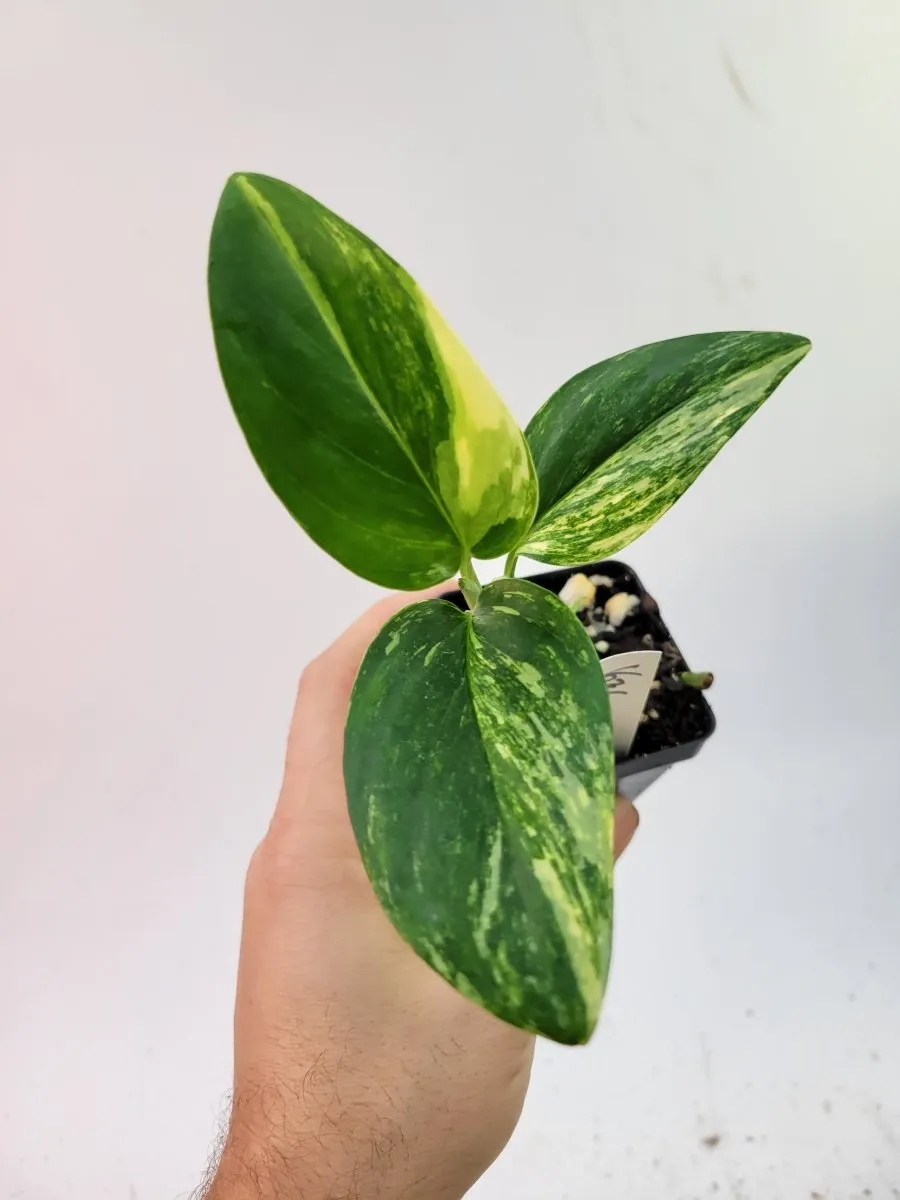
[208,173,536,589]
[518,331,811,564]
[344,578,615,1045]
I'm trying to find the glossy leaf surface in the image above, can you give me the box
[344,579,615,1044]
[519,332,810,564]
[209,173,536,588]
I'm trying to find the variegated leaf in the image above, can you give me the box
[518,332,810,564]
[208,173,536,589]
[344,578,615,1044]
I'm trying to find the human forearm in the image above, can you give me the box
[198,591,638,1200]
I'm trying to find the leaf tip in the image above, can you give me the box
[219,171,278,209]
[772,331,812,367]
[221,170,248,194]
[547,1007,598,1047]
[212,173,255,225]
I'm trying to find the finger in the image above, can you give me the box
[613,797,639,859]
[291,581,454,737]
[278,581,453,822]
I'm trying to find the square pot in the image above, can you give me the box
[442,560,716,801]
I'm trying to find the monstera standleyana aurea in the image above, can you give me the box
[208,172,810,1044]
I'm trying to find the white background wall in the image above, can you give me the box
[2,1,899,1197]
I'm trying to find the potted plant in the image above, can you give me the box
[441,557,718,805]
[207,172,809,1047]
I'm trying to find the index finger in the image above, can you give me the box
[291,581,454,738]
[273,581,454,840]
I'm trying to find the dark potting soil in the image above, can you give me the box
[567,563,711,758]
[442,562,713,761]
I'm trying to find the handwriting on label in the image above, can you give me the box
[601,650,662,758]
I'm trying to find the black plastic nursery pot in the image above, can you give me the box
[443,560,716,801]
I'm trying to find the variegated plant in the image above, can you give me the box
[208,173,810,1045]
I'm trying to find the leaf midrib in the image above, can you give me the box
[462,609,536,900]
[463,602,601,1032]
[234,174,462,555]
[519,343,804,544]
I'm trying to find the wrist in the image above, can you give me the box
[206,1126,352,1200]
[205,1143,284,1200]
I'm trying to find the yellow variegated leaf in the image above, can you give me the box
[345,579,615,1044]
[209,173,536,588]
[518,332,810,565]
[417,291,536,558]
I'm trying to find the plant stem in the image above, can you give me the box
[458,553,482,611]
[679,670,714,690]
[504,551,519,578]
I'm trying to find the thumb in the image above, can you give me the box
[278,582,453,824]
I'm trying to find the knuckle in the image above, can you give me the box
[245,831,298,894]
[243,835,296,902]
[298,652,330,693]
[244,837,271,891]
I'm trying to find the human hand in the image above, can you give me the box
[206,587,639,1200]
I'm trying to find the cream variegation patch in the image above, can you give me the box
[520,341,809,564]
[417,289,536,553]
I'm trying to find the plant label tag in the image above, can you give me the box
[602,650,662,758]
